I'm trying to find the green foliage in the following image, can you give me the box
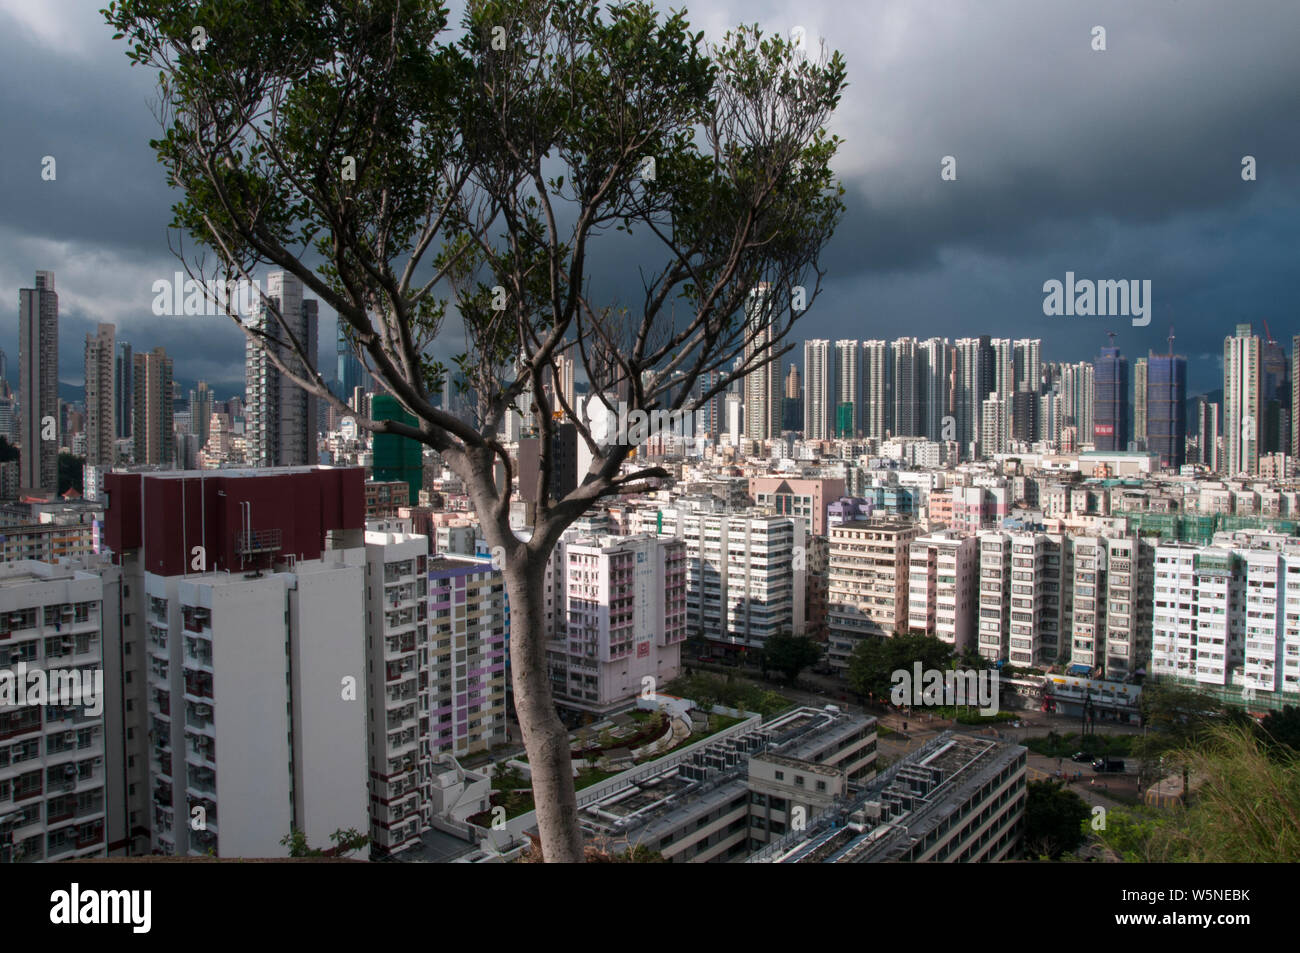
[58,453,85,496]
[0,437,19,464]
[1257,705,1300,758]
[1095,724,1300,862]
[280,827,369,858]
[663,672,790,717]
[1023,780,1090,860]
[846,633,954,702]
[760,632,822,685]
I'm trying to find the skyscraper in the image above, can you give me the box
[115,340,133,439]
[834,339,862,438]
[19,270,59,493]
[247,271,319,467]
[1196,398,1220,471]
[954,336,992,458]
[783,362,803,432]
[1223,324,1261,475]
[1092,341,1128,452]
[190,380,214,449]
[1012,339,1041,396]
[862,339,891,440]
[893,337,922,437]
[1292,334,1299,460]
[1146,351,1186,469]
[803,339,832,440]
[1132,357,1148,450]
[335,319,370,399]
[920,337,953,442]
[741,284,781,443]
[1058,361,1095,445]
[133,346,175,466]
[84,322,116,467]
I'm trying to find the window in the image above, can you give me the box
[774,770,784,781]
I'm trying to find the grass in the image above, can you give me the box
[929,705,1018,725]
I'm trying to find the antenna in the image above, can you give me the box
[1106,330,1117,348]
[1167,324,1175,357]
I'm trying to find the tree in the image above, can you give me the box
[847,632,954,703]
[1257,705,1300,758]
[0,437,19,463]
[1131,680,1249,799]
[58,453,85,496]
[761,632,821,685]
[1022,780,1090,860]
[104,0,845,861]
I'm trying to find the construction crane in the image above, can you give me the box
[1261,318,1277,345]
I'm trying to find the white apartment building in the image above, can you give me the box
[546,533,686,715]
[1152,542,1300,707]
[975,532,1012,662]
[0,561,108,863]
[907,531,977,652]
[658,510,805,653]
[364,530,430,855]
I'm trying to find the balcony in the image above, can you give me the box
[235,528,282,556]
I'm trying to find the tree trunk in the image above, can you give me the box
[505,553,584,862]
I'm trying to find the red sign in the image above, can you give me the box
[637,642,650,658]
[1094,424,1114,436]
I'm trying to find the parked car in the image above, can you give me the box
[1070,751,1092,763]
[1092,757,1126,773]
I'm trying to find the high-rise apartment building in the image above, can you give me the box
[742,285,781,443]
[862,340,891,440]
[84,323,116,467]
[19,271,59,493]
[189,382,213,449]
[893,337,922,437]
[1058,361,1094,447]
[907,530,977,651]
[1092,343,1128,452]
[1150,542,1300,708]
[1196,398,1220,471]
[247,271,319,467]
[1146,352,1187,469]
[980,392,1009,456]
[827,517,923,670]
[115,341,133,440]
[954,336,992,459]
[1223,324,1262,475]
[104,467,371,857]
[1132,357,1147,450]
[545,533,686,715]
[132,347,175,466]
[920,337,953,442]
[658,509,805,654]
[0,561,110,862]
[803,339,832,440]
[834,339,863,438]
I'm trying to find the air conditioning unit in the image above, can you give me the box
[63,764,77,776]
[63,732,75,744]
[195,704,212,717]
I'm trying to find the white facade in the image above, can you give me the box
[0,561,107,862]
[141,550,368,857]
[546,533,687,713]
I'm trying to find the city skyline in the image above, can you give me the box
[2,0,1297,399]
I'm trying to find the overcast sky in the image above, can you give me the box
[1,0,1296,400]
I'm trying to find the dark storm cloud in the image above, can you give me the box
[1,0,1296,401]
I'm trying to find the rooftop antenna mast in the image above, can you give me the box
[1168,324,1175,357]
